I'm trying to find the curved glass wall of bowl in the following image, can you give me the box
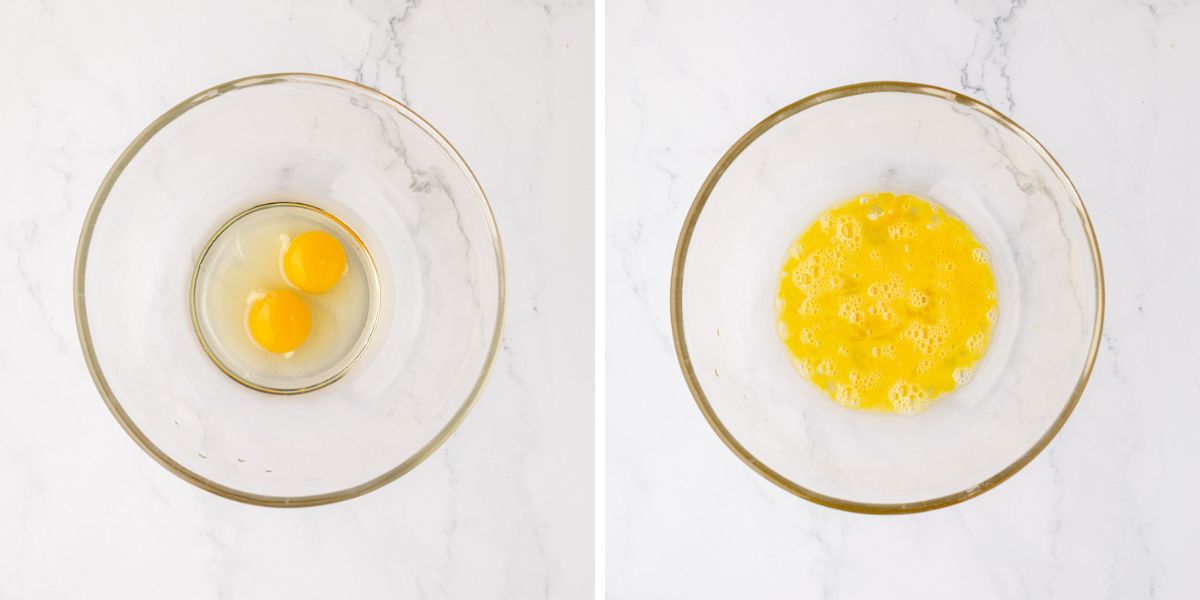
[77,74,503,505]
[674,83,1101,511]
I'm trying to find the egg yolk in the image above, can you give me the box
[776,192,998,415]
[246,289,312,354]
[283,230,347,293]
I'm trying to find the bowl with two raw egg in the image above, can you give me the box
[75,73,504,506]
[672,82,1103,513]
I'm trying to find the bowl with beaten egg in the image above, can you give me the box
[671,82,1103,513]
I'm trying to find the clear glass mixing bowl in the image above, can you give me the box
[75,73,505,506]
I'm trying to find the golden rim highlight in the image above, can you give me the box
[670,81,1104,514]
[74,73,506,508]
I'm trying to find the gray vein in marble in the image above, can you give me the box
[438,448,462,599]
[533,0,587,18]
[347,93,485,321]
[1131,0,1188,21]
[6,220,69,355]
[970,111,1091,324]
[495,340,555,600]
[957,0,1026,113]
[1044,447,1065,597]
[347,0,423,103]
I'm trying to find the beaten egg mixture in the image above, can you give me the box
[776,192,997,414]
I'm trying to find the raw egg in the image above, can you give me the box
[283,230,347,293]
[191,202,380,392]
[246,289,312,354]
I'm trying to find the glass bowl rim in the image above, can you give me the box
[73,72,506,508]
[669,80,1105,514]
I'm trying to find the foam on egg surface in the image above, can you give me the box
[776,192,998,415]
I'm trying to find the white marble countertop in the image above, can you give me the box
[607,0,1199,597]
[0,0,593,597]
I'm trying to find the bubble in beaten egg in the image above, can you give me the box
[887,222,916,240]
[817,358,837,377]
[953,367,973,386]
[908,288,930,309]
[849,370,881,390]
[876,302,894,321]
[832,217,862,247]
[796,296,816,317]
[966,332,986,354]
[837,296,865,326]
[887,379,930,415]
[798,327,816,346]
[834,385,861,408]
[792,356,813,377]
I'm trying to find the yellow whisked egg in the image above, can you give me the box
[776,192,997,415]
[192,203,380,393]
